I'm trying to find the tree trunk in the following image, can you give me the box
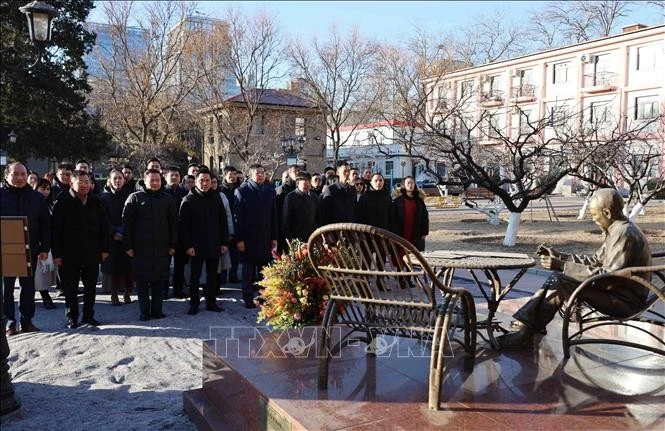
[628,202,645,221]
[577,194,591,220]
[502,212,522,247]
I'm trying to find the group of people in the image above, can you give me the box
[4,157,651,354]
[2,158,431,334]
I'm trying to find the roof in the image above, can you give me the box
[225,89,319,109]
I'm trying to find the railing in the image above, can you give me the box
[583,71,618,88]
[480,90,504,103]
[511,84,536,99]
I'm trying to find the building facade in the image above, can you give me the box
[200,89,327,176]
[426,23,665,194]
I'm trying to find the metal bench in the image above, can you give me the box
[562,252,665,357]
[308,223,477,410]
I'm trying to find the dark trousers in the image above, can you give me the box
[3,256,37,326]
[241,260,269,302]
[61,262,99,321]
[170,248,188,295]
[189,256,218,306]
[513,272,643,331]
[109,274,133,296]
[222,238,239,283]
[136,280,164,318]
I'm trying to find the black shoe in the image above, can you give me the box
[206,304,223,312]
[67,319,79,329]
[20,321,40,333]
[151,313,167,319]
[229,275,240,284]
[6,326,18,336]
[41,291,56,309]
[496,328,534,350]
[187,303,199,315]
[57,290,66,298]
[173,292,188,299]
[82,317,101,326]
[139,314,150,322]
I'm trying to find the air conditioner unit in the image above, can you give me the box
[510,69,522,78]
[580,53,596,63]
[479,75,488,83]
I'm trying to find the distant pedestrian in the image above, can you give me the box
[1,163,51,335]
[164,165,189,299]
[123,169,177,321]
[219,166,240,284]
[52,170,109,328]
[234,164,278,308]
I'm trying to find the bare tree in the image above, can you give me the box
[529,1,635,48]
[418,97,659,246]
[89,1,203,162]
[445,10,528,66]
[372,30,467,179]
[573,113,665,220]
[288,26,379,167]
[192,6,287,171]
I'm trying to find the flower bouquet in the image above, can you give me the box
[256,239,331,330]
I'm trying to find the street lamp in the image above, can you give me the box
[2,2,57,417]
[19,1,57,67]
[280,136,305,166]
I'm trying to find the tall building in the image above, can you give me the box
[426,23,664,193]
[84,22,148,81]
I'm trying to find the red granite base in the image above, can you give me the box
[183,310,665,431]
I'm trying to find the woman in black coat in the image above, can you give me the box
[99,168,133,305]
[391,176,429,251]
[357,173,392,230]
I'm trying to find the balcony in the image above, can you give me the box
[480,90,504,107]
[582,71,618,94]
[511,84,537,103]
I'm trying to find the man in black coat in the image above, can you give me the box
[52,170,109,329]
[234,164,278,308]
[282,172,320,245]
[51,162,73,201]
[320,162,356,225]
[164,165,189,299]
[1,162,51,335]
[179,169,229,314]
[122,169,178,321]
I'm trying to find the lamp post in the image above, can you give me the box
[19,1,57,68]
[2,2,57,416]
[280,135,305,166]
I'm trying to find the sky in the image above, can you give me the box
[88,1,663,43]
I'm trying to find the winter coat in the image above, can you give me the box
[282,189,320,243]
[357,187,393,231]
[122,186,177,282]
[52,189,109,265]
[234,180,278,263]
[391,186,429,251]
[320,182,357,225]
[0,184,51,259]
[219,180,238,214]
[99,184,132,275]
[164,184,188,210]
[50,179,68,203]
[179,187,229,258]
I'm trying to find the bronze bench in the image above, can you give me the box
[562,252,665,357]
[308,223,477,410]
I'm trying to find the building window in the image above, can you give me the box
[460,80,474,99]
[635,96,659,120]
[295,117,305,136]
[518,110,532,134]
[584,54,615,87]
[549,106,568,130]
[636,45,657,71]
[485,112,500,138]
[590,102,612,124]
[552,62,569,84]
[251,115,265,135]
[385,160,394,177]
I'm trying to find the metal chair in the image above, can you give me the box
[307,223,477,410]
[562,252,665,357]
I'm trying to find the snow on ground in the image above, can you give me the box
[2,285,260,431]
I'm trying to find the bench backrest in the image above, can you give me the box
[307,223,467,332]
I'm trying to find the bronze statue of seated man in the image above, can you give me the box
[497,188,652,350]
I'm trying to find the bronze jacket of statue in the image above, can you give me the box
[559,219,652,308]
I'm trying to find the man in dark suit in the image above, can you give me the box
[320,162,356,225]
[52,170,109,328]
[234,164,278,308]
[1,162,51,335]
